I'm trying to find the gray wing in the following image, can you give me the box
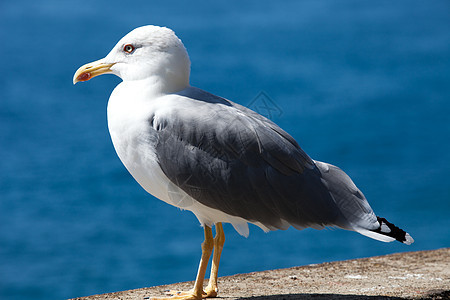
[154,88,374,230]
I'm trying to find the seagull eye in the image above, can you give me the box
[123,44,135,54]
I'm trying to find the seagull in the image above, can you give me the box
[73,25,413,299]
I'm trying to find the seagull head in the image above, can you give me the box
[73,25,191,93]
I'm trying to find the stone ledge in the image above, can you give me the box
[71,248,449,300]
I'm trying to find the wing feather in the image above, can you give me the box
[154,87,369,230]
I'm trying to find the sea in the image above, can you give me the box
[0,1,449,299]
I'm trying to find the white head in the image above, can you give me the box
[74,25,191,93]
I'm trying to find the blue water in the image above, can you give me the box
[1,1,449,299]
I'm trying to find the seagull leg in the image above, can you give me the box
[190,225,214,298]
[204,223,225,298]
[157,225,214,300]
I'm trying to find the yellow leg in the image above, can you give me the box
[191,225,214,298]
[153,225,214,300]
[204,223,225,298]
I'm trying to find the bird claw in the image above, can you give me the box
[154,288,215,299]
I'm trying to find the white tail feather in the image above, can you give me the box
[353,227,396,243]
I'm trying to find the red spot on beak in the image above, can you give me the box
[77,72,91,82]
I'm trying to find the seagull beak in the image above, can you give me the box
[73,59,115,84]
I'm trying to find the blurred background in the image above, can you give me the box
[0,1,449,299]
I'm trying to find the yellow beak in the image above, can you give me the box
[73,59,115,84]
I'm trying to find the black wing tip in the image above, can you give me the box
[375,217,414,245]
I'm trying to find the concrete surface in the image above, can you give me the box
[71,248,449,300]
